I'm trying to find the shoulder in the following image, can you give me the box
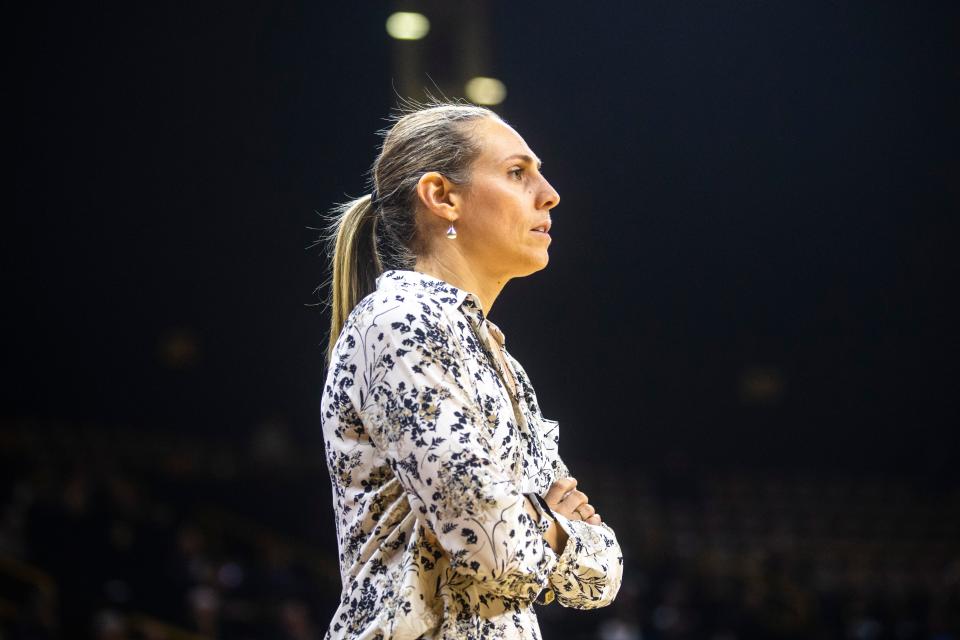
[355,286,449,332]
[335,286,460,360]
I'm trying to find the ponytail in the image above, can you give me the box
[327,194,382,361]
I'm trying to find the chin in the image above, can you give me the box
[516,252,549,277]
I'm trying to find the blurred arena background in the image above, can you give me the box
[5,2,958,639]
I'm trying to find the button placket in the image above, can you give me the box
[469,319,526,486]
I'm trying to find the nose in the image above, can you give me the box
[538,176,560,210]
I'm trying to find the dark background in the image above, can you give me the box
[8,2,957,471]
[5,2,959,638]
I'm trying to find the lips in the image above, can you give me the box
[531,220,552,233]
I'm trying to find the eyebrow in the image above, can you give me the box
[502,153,543,170]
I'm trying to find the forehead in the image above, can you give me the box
[472,118,537,164]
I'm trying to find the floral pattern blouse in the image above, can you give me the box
[321,270,623,639]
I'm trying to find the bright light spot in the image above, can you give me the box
[465,77,507,105]
[386,12,430,40]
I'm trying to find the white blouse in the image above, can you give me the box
[321,270,623,639]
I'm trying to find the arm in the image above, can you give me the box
[532,478,624,610]
[523,494,568,553]
[545,505,623,609]
[351,303,557,602]
[500,345,624,608]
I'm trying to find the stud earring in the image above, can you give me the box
[446,224,457,240]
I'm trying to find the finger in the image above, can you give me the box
[559,490,589,512]
[585,514,602,525]
[548,476,576,497]
[575,503,596,520]
[560,489,590,509]
[544,477,577,505]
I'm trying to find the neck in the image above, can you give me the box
[414,253,509,317]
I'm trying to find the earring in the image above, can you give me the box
[446,224,457,240]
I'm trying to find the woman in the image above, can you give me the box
[321,102,623,639]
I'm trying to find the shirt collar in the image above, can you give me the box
[375,269,488,328]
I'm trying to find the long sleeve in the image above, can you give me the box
[502,351,625,610]
[350,302,558,602]
[544,506,623,609]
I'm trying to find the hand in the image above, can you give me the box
[544,477,602,526]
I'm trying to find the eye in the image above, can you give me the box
[508,167,524,180]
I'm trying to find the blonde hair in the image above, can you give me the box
[325,102,497,361]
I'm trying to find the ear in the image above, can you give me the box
[415,172,461,223]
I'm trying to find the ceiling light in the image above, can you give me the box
[386,12,430,40]
[465,77,506,106]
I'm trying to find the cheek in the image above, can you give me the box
[463,187,526,244]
